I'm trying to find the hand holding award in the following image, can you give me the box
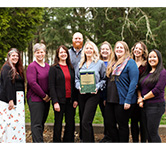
[80,71,96,94]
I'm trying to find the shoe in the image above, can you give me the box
[99,135,112,143]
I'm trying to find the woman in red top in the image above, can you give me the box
[49,45,78,142]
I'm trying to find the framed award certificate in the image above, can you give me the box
[80,71,96,93]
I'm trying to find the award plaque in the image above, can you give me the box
[80,71,96,93]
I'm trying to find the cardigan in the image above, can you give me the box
[110,59,139,105]
[49,64,77,104]
[0,63,24,105]
[140,69,166,103]
[75,59,106,91]
[26,61,50,102]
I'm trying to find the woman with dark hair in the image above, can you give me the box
[130,41,148,142]
[137,49,166,142]
[49,45,78,142]
[0,48,25,142]
[26,43,50,143]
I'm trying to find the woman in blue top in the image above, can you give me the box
[75,40,106,142]
[105,41,139,142]
[99,41,113,142]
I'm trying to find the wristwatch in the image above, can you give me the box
[142,96,146,101]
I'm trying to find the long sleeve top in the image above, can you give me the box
[69,47,82,71]
[26,61,50,102]
[140,69,166,103]
[75,60,106,91]
[49,64,77,104]
[59,64,71,98]
[0,63,24,105]
[112,59,139,104]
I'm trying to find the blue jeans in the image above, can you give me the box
[143,102,165,142]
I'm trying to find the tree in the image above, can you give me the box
[0,8,44,66]
[0,8,11,65]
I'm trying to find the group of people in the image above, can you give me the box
[0,31,166,143]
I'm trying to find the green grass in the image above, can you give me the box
[25,102,166,125]
[25,88,166,124]
[25,103,103,124]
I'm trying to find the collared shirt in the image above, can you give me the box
[69,47,82,71]
[75,60,106,91]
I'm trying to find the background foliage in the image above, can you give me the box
[0,7,166,67]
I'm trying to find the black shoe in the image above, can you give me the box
[99,135,112,143]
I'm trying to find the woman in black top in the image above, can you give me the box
[0,48,25,107]
[49,45,78,142]
[0,48,25,143]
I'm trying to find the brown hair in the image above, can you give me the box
[106,41,130,77]
[131,41,148,66]
[53,45,73,68]
[99,41,113,61]
[1,48,25,82]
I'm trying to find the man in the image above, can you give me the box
[69,32,83,142]
[69,32,83,70]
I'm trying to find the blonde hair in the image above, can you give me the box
[99,41,113,61]
[131,41,148,66]
[33,43,46,53]
[79,40,99,68]
[106,41,130,77]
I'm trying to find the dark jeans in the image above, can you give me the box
[28,98,50,143]
[78,92,100,142]
[143,102,165,142]
[105,102,130,142]
[53,99,75,142]
[130,104,148,142]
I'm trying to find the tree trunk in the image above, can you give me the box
[28,40,33,64]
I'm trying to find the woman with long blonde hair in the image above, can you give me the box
[75,40,106,142]
[105,41,139,142]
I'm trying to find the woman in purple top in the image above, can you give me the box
[26,43,50,142]
[137,49,166,142]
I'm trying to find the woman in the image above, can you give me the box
[49,45,78,142]
[26,43,50,143]
[105,41,139,142]
[0,48,25,143]
[75,40,106,142]
[130,41,148,142]
[99,41,113,142]
[137,49,166,142]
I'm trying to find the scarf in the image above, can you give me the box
[112,57,130,76]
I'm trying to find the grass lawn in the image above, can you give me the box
[25,101,166,125]
[25,102,103,124]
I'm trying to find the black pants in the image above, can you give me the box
[143,102,165,142]
[28,98,50,143]
[105,102,130,142]
[78,92,100,142]
[53,99,75,142]
[130,104,148,142]
[99,98,111,139]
